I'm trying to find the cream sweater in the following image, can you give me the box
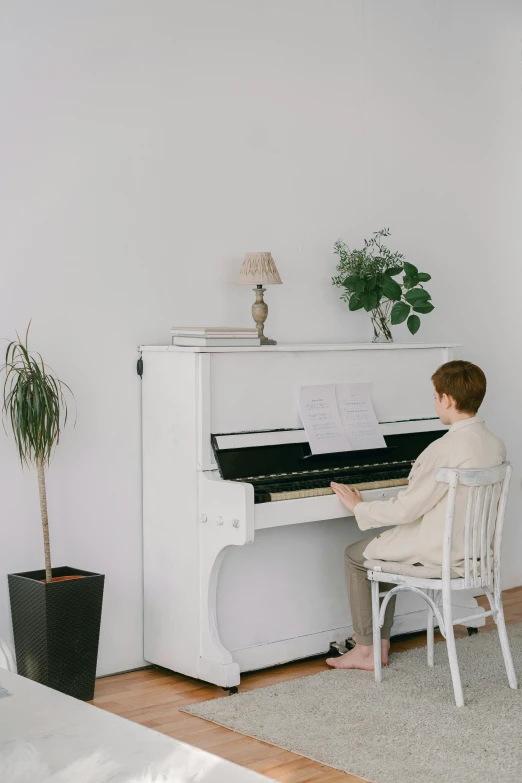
[355,416,506,572]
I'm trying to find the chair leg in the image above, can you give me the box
[495,605,518,690]
[371,580,382,683]
[443,597,464,707]
[426,589,434,667]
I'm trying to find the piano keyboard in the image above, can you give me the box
[268,476,408,502]
[249,466,411,503]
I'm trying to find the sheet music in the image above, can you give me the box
[336,383,387,450]
[297,385,351,454]
[298,383,386,455]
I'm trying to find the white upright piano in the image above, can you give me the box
[140,342,484,689]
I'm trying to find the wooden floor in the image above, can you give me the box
[92,586,522,783]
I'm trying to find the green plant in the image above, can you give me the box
[1,324,74,583]
[332,228,434,340]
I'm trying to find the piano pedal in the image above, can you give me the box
[328,638,355,656]
[222,686,239,695]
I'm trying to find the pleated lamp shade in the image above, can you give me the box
[236,252,283,285]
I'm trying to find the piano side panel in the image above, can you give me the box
[209,346,449,434]
[142,351,200,677]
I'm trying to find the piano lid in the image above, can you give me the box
[211,424,446,482]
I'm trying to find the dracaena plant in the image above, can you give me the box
[1,324,74,583]
[332,228,434,341]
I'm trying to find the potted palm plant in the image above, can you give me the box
[2,325,104,700]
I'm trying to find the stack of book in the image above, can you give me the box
[170,327,261,347]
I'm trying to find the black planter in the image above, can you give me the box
[8,566,104,700]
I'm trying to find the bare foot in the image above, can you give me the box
[326,640,390,670]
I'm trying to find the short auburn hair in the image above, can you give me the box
[431,360,486,414]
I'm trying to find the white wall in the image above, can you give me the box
[0,0,520,675]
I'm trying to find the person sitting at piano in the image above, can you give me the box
[326,359,505,671]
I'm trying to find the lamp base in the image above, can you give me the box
[251,286,277,346]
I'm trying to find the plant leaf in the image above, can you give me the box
[407,314,421,334]
[384,266,402,276]
[413,303,435,314]
[349,294,364,311]
[366,275,377,291]
[391,301,411,324]
[403,261,418,278]
[404,288,431,305]
[343,275,360,291]
[360,290,379,312]
[416,272,431,282]
[382,277,402,301]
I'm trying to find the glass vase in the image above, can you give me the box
[371,305,393,343]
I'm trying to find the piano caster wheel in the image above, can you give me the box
[222,686,238,695]
[345,637,356,650]
[467,626,479,636]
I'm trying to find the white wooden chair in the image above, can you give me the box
[366,462,518,707]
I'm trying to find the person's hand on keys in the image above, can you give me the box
[330,483,363,512]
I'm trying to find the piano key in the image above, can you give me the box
[268,476,408,502]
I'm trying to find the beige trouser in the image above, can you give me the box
[345,538,397,645]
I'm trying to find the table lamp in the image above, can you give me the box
[236,252,283,345]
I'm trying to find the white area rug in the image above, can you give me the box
[184,624,522,783]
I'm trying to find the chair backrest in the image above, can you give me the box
[436,463,512,589]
